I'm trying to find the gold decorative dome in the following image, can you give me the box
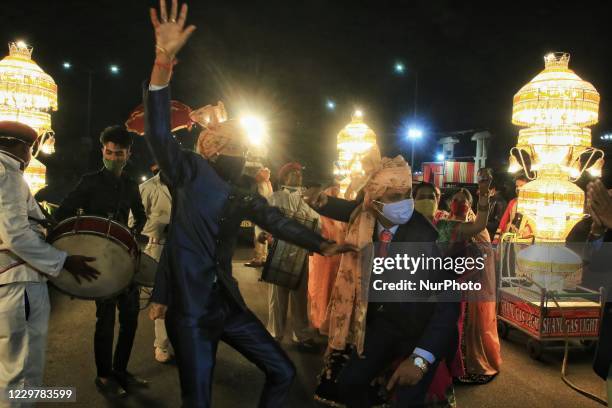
[334,110,378,197]
[509,52,603,243]
[512,52,599,128]
[0,41,58,135]
[336,111,377,155]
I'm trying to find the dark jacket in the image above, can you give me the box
[318,196,460,361]
[55,168,146,233]
[144,85,325,323]
[590,229,612,380]
[487,191,507,238]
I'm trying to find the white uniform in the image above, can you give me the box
[138,175,172,352]
[0,152,67,407]
[266,186,320,342]
[253,180,273,262]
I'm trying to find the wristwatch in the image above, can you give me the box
[410,354,429,375]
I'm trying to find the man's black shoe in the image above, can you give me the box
[95,377,127,398]
[113,371,149,388]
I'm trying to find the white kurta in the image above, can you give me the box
[266,186,320,342]
[138,174,172,351]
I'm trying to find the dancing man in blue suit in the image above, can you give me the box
[143,1,357,407]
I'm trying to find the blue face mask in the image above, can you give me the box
[374,198,415,225]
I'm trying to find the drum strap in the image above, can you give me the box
[28,201,57,230]
[0,250,26,275]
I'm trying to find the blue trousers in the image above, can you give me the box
[166,285,295,408]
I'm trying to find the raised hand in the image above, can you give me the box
[150,0,196,59]
[477,168,492,197]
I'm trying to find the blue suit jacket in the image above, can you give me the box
[144,86,325,324]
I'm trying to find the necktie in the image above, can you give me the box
[378,229,393,258]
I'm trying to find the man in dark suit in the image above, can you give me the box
[306,169,462,407]
[144,2,356,407]
[586,180,612,403]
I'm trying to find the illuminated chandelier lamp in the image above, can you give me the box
[509,52,603,242]
[0,41,59,194]
[334,110,377,198]
[509,52,604,291]
[0,41,58,134]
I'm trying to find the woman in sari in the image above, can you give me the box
[436,184,501,388]
[308,185,347,329]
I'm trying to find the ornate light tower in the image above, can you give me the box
[0,41,58,193]
[509,52,603,291]
[509,52,602,242]
[334,110,378,198]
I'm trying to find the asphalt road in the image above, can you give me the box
[41,250,608,408]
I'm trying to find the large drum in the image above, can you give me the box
[48,216,138,299]
[134,253,158,287]
[261,210,318,290]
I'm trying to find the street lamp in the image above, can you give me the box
[436,153,445,162]
[62,62,120,139]
[326,100,336,111]
[407,126,423,168]
[394,62,405,74]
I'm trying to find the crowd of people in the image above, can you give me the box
[0,0,610,407]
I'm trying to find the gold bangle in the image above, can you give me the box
[155,45,168,55]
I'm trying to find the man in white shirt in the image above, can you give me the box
[0,121,98,407]
[139,165,173,363]
[245,167,273,268]
[266,163,320,349]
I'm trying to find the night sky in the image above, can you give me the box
[2,0,611,199]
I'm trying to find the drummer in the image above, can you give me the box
[137,164,173,363]
[0,121,99,405]
[55,125,148,398]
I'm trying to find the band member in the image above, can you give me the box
[55,125,147,398]
[266,162,320,348]
[144,2,356,406]
[139,164,173,363]
[245,167,273,268]
[0,121,99,406]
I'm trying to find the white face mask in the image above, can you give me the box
[373,198,415,225]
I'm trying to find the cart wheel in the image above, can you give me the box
[527,339,544,360]
[497,320,509,339]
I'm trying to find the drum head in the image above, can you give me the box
[134,253,158,287]
[50,235,135,300]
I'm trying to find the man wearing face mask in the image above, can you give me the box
[307,147,460,408]
[0,122,100,406]
[55,125,148,398]
[143,2,357,406]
